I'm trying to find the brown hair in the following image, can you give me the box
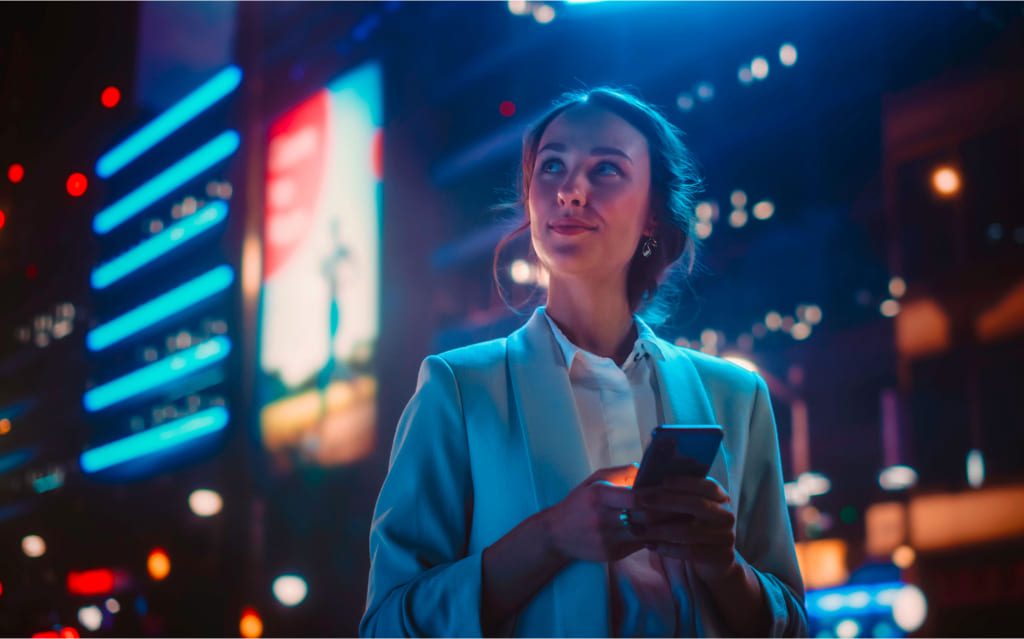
[493,87,704,323]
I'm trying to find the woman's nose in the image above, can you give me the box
[557,176,587,208]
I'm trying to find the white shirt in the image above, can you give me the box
[542,308,684,637]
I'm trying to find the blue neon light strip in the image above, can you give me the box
[79,406,229,474]
[91,200,229,289]
[806,581,904,618]
[0,448,34,476]
[86,265,234,352]
[83,336,231,412]
[95,66,243,179]
[93,130,240,235]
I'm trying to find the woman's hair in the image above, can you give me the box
[492,87,705,325]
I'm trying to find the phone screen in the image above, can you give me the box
[634,425,723,488]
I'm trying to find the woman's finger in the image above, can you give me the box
[659,476,728,502]
[586,463,639,488]
[631,522,735,547]
[637,492,734,525]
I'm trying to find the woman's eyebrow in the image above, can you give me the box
[538,142,633,164]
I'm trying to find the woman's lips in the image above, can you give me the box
[549,222,597,236]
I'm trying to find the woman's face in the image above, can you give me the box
[528,104,653,286]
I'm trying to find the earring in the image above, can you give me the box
[641,236,658,258]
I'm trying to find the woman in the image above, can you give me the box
[360,88,807,637]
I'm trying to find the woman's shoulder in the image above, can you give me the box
[431,337,509,373]
[656,337,763,396]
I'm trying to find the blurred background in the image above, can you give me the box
[0,1,1022,637]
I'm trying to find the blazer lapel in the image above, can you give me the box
[507,308,610,637]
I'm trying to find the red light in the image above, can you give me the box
[27,264,37,279]
[59,628,80,639]
[67,173,88,197]
[499,101,516,117]
[32,633,58,638]
[67,568,115,595]
[8,164,24,183]
[101,86,121,108]
[0,209,5,230]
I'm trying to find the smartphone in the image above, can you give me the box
[634,425,724,488]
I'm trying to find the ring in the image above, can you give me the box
[619,509,631,528]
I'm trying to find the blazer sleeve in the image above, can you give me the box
[735,372,809,637]
[359,355,485,638]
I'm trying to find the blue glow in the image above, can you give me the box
[86,265,234,352]
[91,200,228,289]
[79,406,229,473]
[93,130,240,235]
[806,582,905,618]
[33,472,64,493]
[83,336,231,412]
[0,448,34,475]
[95,66,242,179]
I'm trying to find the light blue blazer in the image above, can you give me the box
[361,309,808,637]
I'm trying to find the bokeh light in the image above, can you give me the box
[931,166,961,196]
[507,0,529,15]
[893,585,927,632]
[835,618,860,638]
[147,549,170,580]
[729,209,748,228]
[892,544,916,568]
[880,299,900,317]
[510,259,532,284]
[101,86,121,108]
[780,43,798,66]
[272,575,309,607]
[499,100,516,117]
[888,276,906,298]
[730,189,747,208]
[8,163,24,183]
[532,4,555,23]
[22,535,46,558]
[765,311,782,331]
[695,82,714,101]
[78,606,103,632]
[67,173,88,197]
[879,465,918,490]
[738,65,754,85]
[188,489,223,517]
[105,598,120,614]
[967,449,985,488]
[791,322,812,340]
[752,200,775,220]
[240,608,263,638]
[751,56,770,80]
[676,93,695,111]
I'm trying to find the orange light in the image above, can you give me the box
[147,548,170,580]
[0,419,9,435]
[101,86,121,108]
[67,173,88,197]
[8,163,24,183]
[931,166,961,197]
[239,608,263,638]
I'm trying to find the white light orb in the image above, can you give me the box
[188,489,223,517]
[272,575,309,607]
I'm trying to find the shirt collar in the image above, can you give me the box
[539,306,665,370]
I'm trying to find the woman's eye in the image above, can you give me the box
[540,158,564,173]
[595,161,622,176]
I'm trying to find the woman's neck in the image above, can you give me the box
[544,278,637,366]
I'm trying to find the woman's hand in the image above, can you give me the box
[541,464,647,563]
[631,475,738,581]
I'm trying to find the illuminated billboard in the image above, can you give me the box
[258,62,382,471]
